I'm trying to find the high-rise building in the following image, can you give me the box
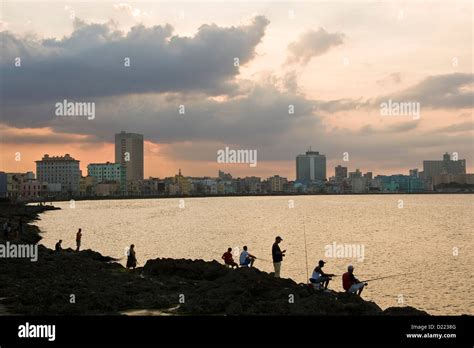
[115,131,144,182]
[423,153,466,180]
[36,154,81,193]
[335,165,348,181]
[296,150,326,182]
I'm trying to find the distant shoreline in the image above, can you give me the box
[24,190,474,203]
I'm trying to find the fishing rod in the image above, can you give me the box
[255,257,272,263]
[361,271,421,283]
[302,215,309,283]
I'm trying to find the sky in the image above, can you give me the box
[0,0,473,179]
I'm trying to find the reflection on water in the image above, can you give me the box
[35,194,473,315]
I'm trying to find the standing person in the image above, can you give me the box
[76,228,82,251]
[239,246,257,267]
[342,265,367,296]
[221,247,239,269]
[55,240,62,252]
[272,236,286,278]
[126,244,137,269]
[310,260,335,290]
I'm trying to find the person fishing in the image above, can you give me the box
[239,245,257,267]
[342,265,367,296]
[309,260,335,290]
[222,247,239,269]
[272,236,286,278]
[55,240,62,252]
[75,228,82,251]
[126,244,137,269]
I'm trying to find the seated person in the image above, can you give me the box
[239,245,256,267]
[342,265,367,296]
[309,260,334,290]
[222,247,239,269]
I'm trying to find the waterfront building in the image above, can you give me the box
[296,149,326,182]
[335,165,348,182]
[218,170,232,181]
[433,173,474,186]
[409,169,419,178]
[267,175,288,192]
[423,153,466,180]
[79,176,95,197]
[36,154,81,194]
[351,177,368,193]
[87,162,123,185]
[348,169,362,179]
[115,132,144,184]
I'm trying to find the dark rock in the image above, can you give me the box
[383,306,429,316]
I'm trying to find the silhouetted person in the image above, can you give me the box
[126,244,137,269]
[272,236,286,277]
[239,245,257,267]
[310,260,335,290]
[222,247,239,269]
[76,228,82,251]
[342,265,367,296]
[55,240,62,252]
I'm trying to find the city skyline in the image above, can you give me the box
[2,140,469,182]
[1,1,473,178]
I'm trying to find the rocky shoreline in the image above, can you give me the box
[0,203,428,316]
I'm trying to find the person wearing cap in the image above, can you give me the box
[309,260,335,290]
[272,236,286,278]
[342,265,367,296]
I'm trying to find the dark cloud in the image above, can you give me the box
[321,73,473,112]
[376,73,473,109]
[0,16,269,103]
[286,28,345,65]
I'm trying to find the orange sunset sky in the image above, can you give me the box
[1,1,472,179]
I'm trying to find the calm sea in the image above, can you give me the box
[34,194,473,315]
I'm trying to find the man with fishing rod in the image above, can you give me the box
[342,265,367,296]
[309,260,335,290]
